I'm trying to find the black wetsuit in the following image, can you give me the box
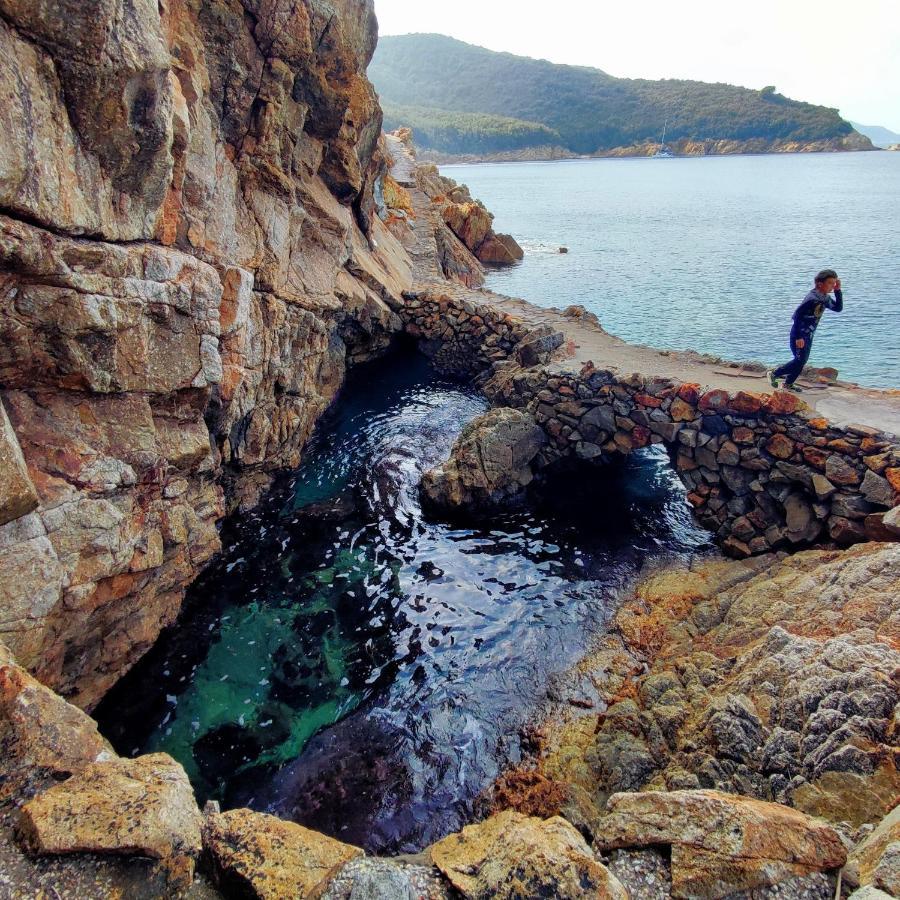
[773,287,843,384]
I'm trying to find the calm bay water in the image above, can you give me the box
[447,151,900,388]
[97,347,711,852]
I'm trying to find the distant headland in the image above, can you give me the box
[370,34,875,161]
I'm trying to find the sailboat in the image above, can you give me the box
[653,118,673,158]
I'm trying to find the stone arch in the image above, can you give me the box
[392,288,900,557]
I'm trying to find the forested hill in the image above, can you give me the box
[369,34,866,156]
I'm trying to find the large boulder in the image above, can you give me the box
[421,408,547,513]
[0,650,113,802]
[203,808,364,899]
[594,790,846,898]
[428,809,628,899]
[19,753,203,886]
[477,232,524,265]
[441,200,494,253]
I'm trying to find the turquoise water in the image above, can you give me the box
[446,151,900,388]
[97,347,712,852]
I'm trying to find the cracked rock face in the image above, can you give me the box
[500,543,900,838]
[0,0,412,707]
[420,407,547,513]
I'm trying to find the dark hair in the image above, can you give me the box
[815,268,838,283]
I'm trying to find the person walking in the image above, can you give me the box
[768,269,843,391]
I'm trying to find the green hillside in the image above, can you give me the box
[369,34,857,154]
[381,102,561,154]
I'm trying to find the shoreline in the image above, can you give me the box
[423,144,883,167]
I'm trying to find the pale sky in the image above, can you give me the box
[373,0,900,133]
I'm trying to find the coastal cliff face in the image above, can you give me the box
[0,0,415,709]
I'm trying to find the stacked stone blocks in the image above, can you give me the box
[394,288,900,557]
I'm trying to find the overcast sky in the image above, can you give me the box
[373,0,900,132]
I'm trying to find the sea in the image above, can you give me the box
[94,150,898,854]
[445,150,900,389]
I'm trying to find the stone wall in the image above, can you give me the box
[389,288,900,557]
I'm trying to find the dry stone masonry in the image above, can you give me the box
[388,287,900,557]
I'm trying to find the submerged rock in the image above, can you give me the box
[428,809,628,899]
[421,407,547,513]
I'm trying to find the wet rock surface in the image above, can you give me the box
[421,407,547,512]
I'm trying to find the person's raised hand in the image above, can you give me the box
[835,278,841,290]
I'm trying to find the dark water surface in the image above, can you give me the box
[448,151,900,388]
[97,347,712,852]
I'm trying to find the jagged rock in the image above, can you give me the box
[19,753,202,886]
[203,808,363,899]
[421,408,547,513]
[477,232,524,264]
[524,544,900,832]
[0,650,114,802]
[0,399,38,527]
[845,805,900,894]
[440,200,494,253]
[594,790,846,898]
[428,809,628,899]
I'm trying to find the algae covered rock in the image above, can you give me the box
[428,809,627,899]
[421,407,546,513]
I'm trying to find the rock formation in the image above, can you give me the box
[1,3,899,897]
[428,809,628,899]
[0,0,415,709]
[418,166,524,267]
[420,407,546,513]
[490,543,899,830]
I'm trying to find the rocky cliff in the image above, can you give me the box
[0,0,420,710]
